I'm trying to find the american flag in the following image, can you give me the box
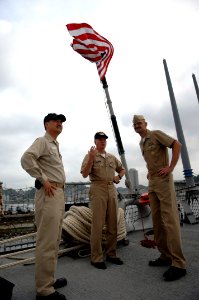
[66,23,114,80]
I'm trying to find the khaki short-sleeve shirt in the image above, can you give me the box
[81,152,124,182]
[21,132,66,184]
[140,129,175,174]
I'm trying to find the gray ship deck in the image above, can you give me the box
[1,223,199,300]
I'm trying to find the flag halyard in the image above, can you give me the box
[66,23,114,79]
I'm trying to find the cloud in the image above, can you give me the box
[0,0,199,189]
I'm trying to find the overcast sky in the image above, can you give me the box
[0,0,199,189]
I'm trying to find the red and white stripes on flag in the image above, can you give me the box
[66,23,114,80]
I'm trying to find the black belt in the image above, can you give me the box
[49,181,65,188]
[91,181,113,185]
[35,179,64,190]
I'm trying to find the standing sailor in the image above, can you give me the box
[21,113,67,300]
[81,131,125,269]
[132,114,186,281]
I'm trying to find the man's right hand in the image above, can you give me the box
[88,146,97,160]
[43,181,57,197]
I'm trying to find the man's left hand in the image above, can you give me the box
[113,175,120,184]
[158,166,172,176]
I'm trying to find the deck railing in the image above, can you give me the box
[1,181,199,228]
[1,181,199,256]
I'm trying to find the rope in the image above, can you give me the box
[0,206,127,269]
[0,247,35,259]
[0,244,83,270]
[0,232,36,245]
[0,257,35,269]
[62,206,127,244]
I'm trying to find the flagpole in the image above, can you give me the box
[101,76,152,229]
[192,74,199,104]
[101,76,134,193]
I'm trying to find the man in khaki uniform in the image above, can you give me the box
[133,115,186,281]
[21,113,67,300]
[81,132,125,269]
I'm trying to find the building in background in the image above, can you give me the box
[129,168,139,192]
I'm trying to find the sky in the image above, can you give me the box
[0,0,199,189]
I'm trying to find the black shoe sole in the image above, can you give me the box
[164,267,186,281]
[149,259,171,267]
[91,261,107,269]
[106,257,124,265]
[164,272,186,281]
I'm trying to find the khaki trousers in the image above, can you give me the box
[89,183,118,262]
[34,187,65,296]
[148,175,186,269]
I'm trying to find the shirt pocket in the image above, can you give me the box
[49,147,59,157]
[145,144,156,151]
[108,160,116,169]
[144,142,158,157]
[93,159,103,169]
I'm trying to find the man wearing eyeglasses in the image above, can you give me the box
[21,113,67,300]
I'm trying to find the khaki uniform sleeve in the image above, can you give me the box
[80,154,89,173]
[21,137,48,183]
[115,156,125,173]
[153,130,175,148]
